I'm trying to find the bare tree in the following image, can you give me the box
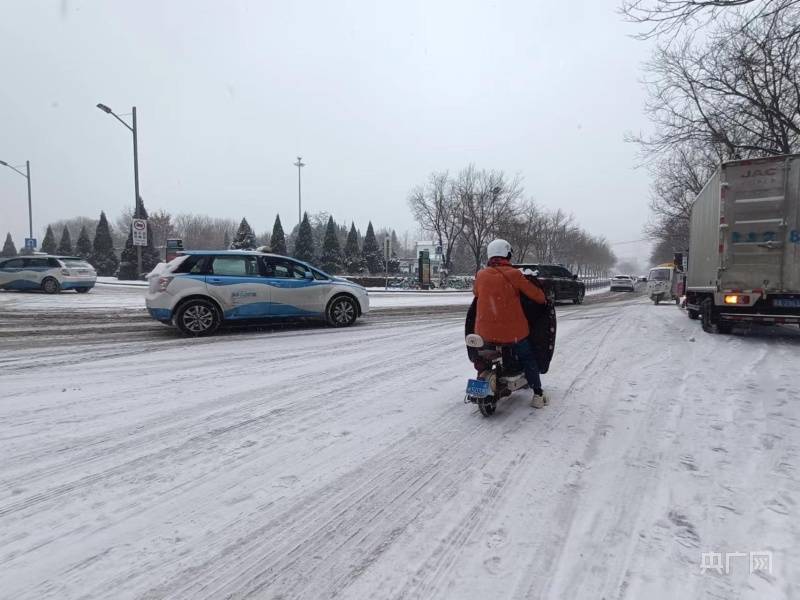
[631,8,800,159]
[172,214,238,250]
[407,171,465,271]
[459,166,523,272]
[621,0,799,40]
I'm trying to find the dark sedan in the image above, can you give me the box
[514,264,586,304]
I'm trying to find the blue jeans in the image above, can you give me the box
[512,339,542,394]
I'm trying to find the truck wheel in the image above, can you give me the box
[700,298,715,333]
[687,308,700,320]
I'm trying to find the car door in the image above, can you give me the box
[204,254,270,319]
[557,267,576,299]
[0,258,31,289]
[261,256,326,316]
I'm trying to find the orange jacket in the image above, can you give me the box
[474,262,546,344]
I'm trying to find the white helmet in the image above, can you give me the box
[487,238,512,259]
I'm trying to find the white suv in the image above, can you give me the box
[145,251,370,335]
[0,255,97,293]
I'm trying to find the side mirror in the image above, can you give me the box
[572,274,578,280]
[304,271,314,280]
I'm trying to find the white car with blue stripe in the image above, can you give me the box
[0,255,97,293]
[146,251,370,335]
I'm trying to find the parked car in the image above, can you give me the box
[0,255,97,293]
[610,275,636,292]
[513,263,586,304]
[146,250,370,335]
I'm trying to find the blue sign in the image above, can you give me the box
[24,238,36,249]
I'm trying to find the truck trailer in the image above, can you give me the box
[686,154,800,333]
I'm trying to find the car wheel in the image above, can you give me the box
[75,287,91,294]
[41,277,61,294]
[326,295,358,327]
[573,289,584,304]
[175,299,220,336]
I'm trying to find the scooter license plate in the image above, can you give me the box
[466,378,491,398]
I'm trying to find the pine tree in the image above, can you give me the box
[293,213,315,263]
[319,216,343,274]
[343,222,365,274]
[2,233,16,257]
[387,229,401,274]
[41,225,57,254]
[90,211,119,276]
[57,226,73,255]
[230,217,256,249]
[270,214,287,255]
[119,197,161,279]
[362,221,384,275]
[75,226,92,260]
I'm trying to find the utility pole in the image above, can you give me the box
[294,156,305,225]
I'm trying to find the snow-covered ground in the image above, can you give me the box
[1,297,798,599]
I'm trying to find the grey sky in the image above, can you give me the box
[1,0,653,262]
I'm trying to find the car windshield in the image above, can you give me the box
[649,269,671,281]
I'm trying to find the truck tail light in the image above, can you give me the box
[724,294,750,305]
[158,276,174,292]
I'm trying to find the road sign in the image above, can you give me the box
[24,238,36,250]
[383,237,392,260]
[132,219,147,246]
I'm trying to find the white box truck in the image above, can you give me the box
[686,154,800,333]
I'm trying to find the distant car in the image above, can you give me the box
[610,275,636,292]
[145,250,370,335]
[0,255,97,293]
[514,263,586,304]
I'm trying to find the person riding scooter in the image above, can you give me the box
[473,239,549,408]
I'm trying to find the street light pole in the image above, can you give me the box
[97,103,142,276]
[294,156,305,225]
[131,107,142,276]
[25,161,32,240]
[0,159,33,246]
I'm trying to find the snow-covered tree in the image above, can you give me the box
[362,221,384,275]
[270,214,287,255]
[75,226,92,260]
[41,225,56,255]
[293,213,315,263]
[1,233,16,257]
[319,216,343,274]
[57,226,73,255]
[343,222,365,273]
[230,217,256,250]
[90,212,119,276]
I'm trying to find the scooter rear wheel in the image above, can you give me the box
[478,396,497,416]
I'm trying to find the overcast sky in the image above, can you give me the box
[0,0,653,263]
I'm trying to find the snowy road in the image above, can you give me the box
[2,296,799,599]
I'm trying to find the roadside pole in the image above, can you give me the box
[384,237,391,291]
